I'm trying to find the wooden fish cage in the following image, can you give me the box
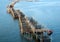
[7,1,53,42]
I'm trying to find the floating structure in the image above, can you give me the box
[7,0,53,42]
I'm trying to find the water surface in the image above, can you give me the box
[0,0,60,42]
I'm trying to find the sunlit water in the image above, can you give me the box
[0,0,60,42]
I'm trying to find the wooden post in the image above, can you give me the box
[40,32,44,42]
